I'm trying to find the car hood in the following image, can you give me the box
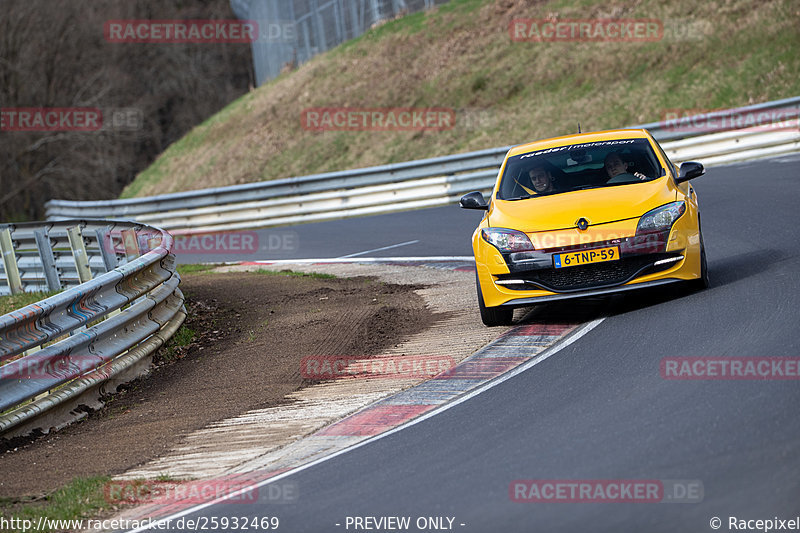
[489,178,677,232]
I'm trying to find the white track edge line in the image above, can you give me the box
[336,240,420,258]
[126,317,605,533]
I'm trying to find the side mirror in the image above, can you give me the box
[459,191,489,210]
[676,161,705,183]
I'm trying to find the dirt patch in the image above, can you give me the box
[0,271,432,499]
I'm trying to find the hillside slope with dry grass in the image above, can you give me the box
[122,0,800,198]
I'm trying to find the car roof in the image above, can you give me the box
[507,129,651,158]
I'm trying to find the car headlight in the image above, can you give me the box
[636,201,686,234]
[481,228,534,252]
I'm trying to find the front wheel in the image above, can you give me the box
[689,231,710,291]
[476,273,513,326]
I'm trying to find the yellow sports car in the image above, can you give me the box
[460,129,708,326]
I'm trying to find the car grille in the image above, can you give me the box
[497,253,678,292]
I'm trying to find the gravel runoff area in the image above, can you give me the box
[0,264,505,500]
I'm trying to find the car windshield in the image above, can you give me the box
[497,138,665,200]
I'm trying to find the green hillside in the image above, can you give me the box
[122,0,800,198]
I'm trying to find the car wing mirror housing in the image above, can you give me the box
[459,191,489,210]
[676,161,705,183]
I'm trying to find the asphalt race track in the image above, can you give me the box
[173,198,484,263]
[143,156,800,532]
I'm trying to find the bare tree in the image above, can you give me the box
[0,0,252,221]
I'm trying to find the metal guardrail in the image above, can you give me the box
[637,95,800,142]
[46,147,510,232]
[0,220,185,438]
[45,98,800,233]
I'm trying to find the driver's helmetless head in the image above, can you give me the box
[604,152,628,178]
[529,167,554,192]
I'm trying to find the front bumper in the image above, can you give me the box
[494,250,684,293]
[493,278,684,307]
[475,229,701,309]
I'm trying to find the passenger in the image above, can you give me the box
[604,152,648,182]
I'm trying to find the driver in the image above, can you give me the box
[528,165,556,194]
[604,152,647,182]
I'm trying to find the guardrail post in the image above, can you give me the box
[34,229,62,292]
[66,225,93,284]
[121,228,140,262]
[93,228,124,319]
[120,228,145,308]
[0,227,23,294]
[94,228,118,273]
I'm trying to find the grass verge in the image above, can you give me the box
[0,291,59,317]
[121,0,800,198]
[176,264,219,276]
[253,269,337,279]
[0,476,112,533]
[155,325,196,364]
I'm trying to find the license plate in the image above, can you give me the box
[553,246,620,269]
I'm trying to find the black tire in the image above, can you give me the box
[476,272,514,327]
[689,231,710,291]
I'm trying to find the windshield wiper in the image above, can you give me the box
[569,184,604,191]
[503,195,534,201]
